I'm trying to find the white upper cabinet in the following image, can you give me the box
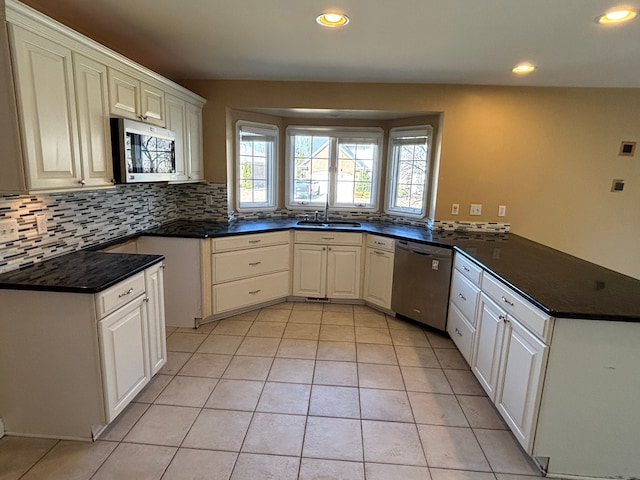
[165,93,205,182]
[10,24,83,191]
[186,102,204,181]
[72,53,114,188]
[2,0,206,193]
[108,67,165,127]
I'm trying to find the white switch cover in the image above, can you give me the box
[451,203,460,215]
[470,204,482,215]
[0,219,19,243]
[498,205,507,217]
[36,214,47,234]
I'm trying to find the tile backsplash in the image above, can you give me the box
[0,181,510,274]
[0,183,228,274]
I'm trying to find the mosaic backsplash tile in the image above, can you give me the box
[0,183,228,274]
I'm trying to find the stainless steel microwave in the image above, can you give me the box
[110,118,177,183]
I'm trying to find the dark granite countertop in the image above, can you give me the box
[0,251,164,294]
[143,219,640,322]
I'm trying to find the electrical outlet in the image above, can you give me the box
[470,204,482,215]
[207,195,214,206]
[147,198,154,210]
[36,214,47,234]
[498,205,507,217]
[0,219,19,243]
[451,203,460,215]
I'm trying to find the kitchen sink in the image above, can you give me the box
[296,220,361,227]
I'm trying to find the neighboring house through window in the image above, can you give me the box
[235,121,278,212]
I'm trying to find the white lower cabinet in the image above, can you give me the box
[363,234,395,309]
[0,263,166,440]
[471,293,507,399]
[494,315,548,451]
[210,232,291,316]
[99,295,150,423]
[292,232,362,300]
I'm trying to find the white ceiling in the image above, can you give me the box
[19,0,640,87]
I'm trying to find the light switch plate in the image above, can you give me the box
[498,205,507,217]
[470,204,482,215]
[0,219,19,243]
[451,203,460,215]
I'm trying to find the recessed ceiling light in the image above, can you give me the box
[316,12,350,27]
[512,63,536,74]
[595,8,637,24]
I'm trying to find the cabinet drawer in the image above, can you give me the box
[212,244,290,284]
[212,231,290,252]
[295,231,362,246]
[95,272,145,319]
[454,253,483,286]
[482,273,553,342]
[212,271,290,314]
[366,234,394,252]
[447,303,475,364]
[450,270,480,324]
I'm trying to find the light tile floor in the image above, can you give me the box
[0,302,547,480]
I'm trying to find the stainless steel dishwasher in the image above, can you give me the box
[391,240,453,331]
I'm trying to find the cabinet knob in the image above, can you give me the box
[499,314,508,323]
[78,179,86,185]
[455,327,463,336]
[143,296,150,303]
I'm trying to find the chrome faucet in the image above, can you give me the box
[323,195,329,222]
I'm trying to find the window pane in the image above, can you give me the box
[388,128,431,215]
[237,123,277,209]
[292,135,330,204]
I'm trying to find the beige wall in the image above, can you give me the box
[180,80,640,280]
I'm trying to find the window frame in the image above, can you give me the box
[285,126,384,211]
[235,120,279,213]
[385,125,434,219]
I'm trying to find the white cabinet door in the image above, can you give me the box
[144,263,167,376]
[293,244,327,297]
[99,295,150,423]
[327,246,361,299]
[10,25,82,191]
[72,53,114,188]
[471,293,506,399]
[495,317,548,452]
[165,94,188,181]
[108,68,139,119]
[186,102,204,180]
[108,67,165,126]
[140,82,165,126]
[363,247,393,307]
[363,247,393,308]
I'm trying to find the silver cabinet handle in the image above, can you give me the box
[249,289,261,295]
[373,250,385,255]
[458,293,467,301]
[499,314,508,323]
[455,327,463,336]
[78,179,86,185]
[118,288,134,298]
[248,239,261,244]
[462,266,470,272]
[143,296,150,303]
[248,261,261,266]
[374,241,385,245]
[501,296,514,306]
[321,237,334,240]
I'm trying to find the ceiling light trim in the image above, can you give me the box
[512,63,536,75]
[316,12,350,27]
[595,8,637,24]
